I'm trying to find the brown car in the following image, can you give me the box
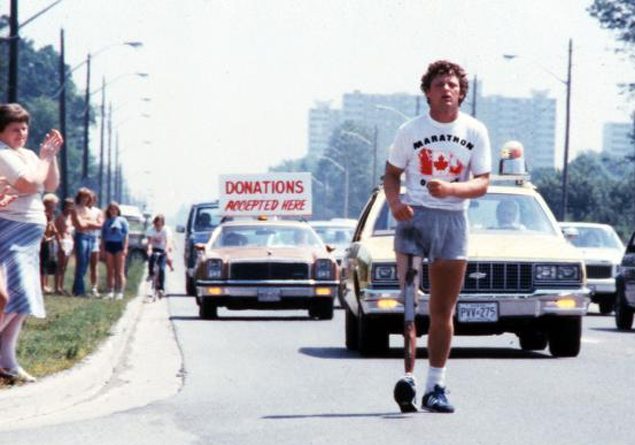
[194,219,338,320]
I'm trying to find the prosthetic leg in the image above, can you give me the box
[393,252,418,413]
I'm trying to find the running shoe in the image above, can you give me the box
[393,374,418,413]
[421,385,455,413]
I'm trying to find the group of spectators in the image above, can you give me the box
[39,188,130,300]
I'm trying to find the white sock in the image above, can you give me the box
[425,366,446,393]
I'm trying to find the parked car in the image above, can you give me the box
[176,201,222,296]
[193,219,338,320]
[309,218,357,264]
[341,171,589,358]
[119,204,150,267]
[559,222,625,314]
[615,230,635,331]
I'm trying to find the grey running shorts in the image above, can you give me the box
[394,206,468,262]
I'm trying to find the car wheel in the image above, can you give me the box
[518,331,548,351]
[548,316,582,357]
[598,298,615,315]
[308,299,334,320]
[345,308,358,350]
[357,311,389,357]
[199,299,218,320]
[615,288,634,331]
[185,275,196,296]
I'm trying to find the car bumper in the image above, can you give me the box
[586,278,616,295]
[196,279,338,307]
[359,287,591,317]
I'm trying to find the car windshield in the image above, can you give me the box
[193,207,222,232]
[565,226,623,249]
[373,193,558,236]
[212,225,323,248]
[312,226,354,247]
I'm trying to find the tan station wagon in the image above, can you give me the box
[341,173,590,358]
[194,219,339,320]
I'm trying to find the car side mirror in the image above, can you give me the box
[194,243,206,252]
[176,225,185,233]
[325,244,336,253]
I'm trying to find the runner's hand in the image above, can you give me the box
[389,201,414,222]
[427,179,454,198]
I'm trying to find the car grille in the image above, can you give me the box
[585,264,612,279]
[421,262,533,293]
[230,262,309,280]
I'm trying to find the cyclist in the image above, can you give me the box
[145,214,173,297]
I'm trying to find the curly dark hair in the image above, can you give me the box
[420,60,469,105]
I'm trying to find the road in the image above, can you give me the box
[1,255,634,444]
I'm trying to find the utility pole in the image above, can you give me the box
[8,0,19,102]
[98,78,106,207]
[561,38,573,222]
[82,54,91,179]
[372,125,378,187]
[471,75,478,117]
[107,102,113,204]
[58,29,68,199]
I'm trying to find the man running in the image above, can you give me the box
[385,60,491,413]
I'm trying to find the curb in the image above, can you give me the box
[0,285,146,427]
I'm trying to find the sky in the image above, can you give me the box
[8,0,634,220]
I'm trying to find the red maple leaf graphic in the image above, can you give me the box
[419,149,434,175]
[434,154,449,171]
[449,159,464,175]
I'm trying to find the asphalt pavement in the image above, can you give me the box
[0,282,183,431]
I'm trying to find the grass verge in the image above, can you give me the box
[1,258,145,387]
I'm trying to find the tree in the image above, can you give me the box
[1,15,98,198]
[588,1,635,95]
[533,152,635,240]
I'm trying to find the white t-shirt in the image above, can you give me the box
[0,143,46,224]
[146,225,172,251]
[388,111,491,211]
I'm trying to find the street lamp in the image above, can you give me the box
[504,38,573,221]
[319,155,348,218]
[341,128,378,186]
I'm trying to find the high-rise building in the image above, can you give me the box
[307,101,340,157]
[309,86,557,174]
[477,90,556,171]
[602,122,633,159]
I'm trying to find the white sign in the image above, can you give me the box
[219,172,312,216]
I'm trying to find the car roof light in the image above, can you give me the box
[499,140,528,175]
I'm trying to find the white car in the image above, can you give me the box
[560,222,625,314]
[309,218,356,264]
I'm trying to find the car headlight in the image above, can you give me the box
[207,259,223,279]
[372,263,398,283]
[535,264,581,282]
[315,259,334,280]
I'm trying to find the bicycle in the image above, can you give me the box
[147,250,167,302]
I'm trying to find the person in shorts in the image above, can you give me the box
[54,198,75,295]
[40,193,60,294]
[384,60,491,413]
[101,201,129,300]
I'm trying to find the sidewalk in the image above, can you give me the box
[0,288,183,431]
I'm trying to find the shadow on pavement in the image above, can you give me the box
[299,346,551,360]
[263,412,419,420]
[589,326,635,334]
[170,315,312,322]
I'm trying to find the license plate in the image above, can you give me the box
[457,302,498,323]
[257,288,281,302]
